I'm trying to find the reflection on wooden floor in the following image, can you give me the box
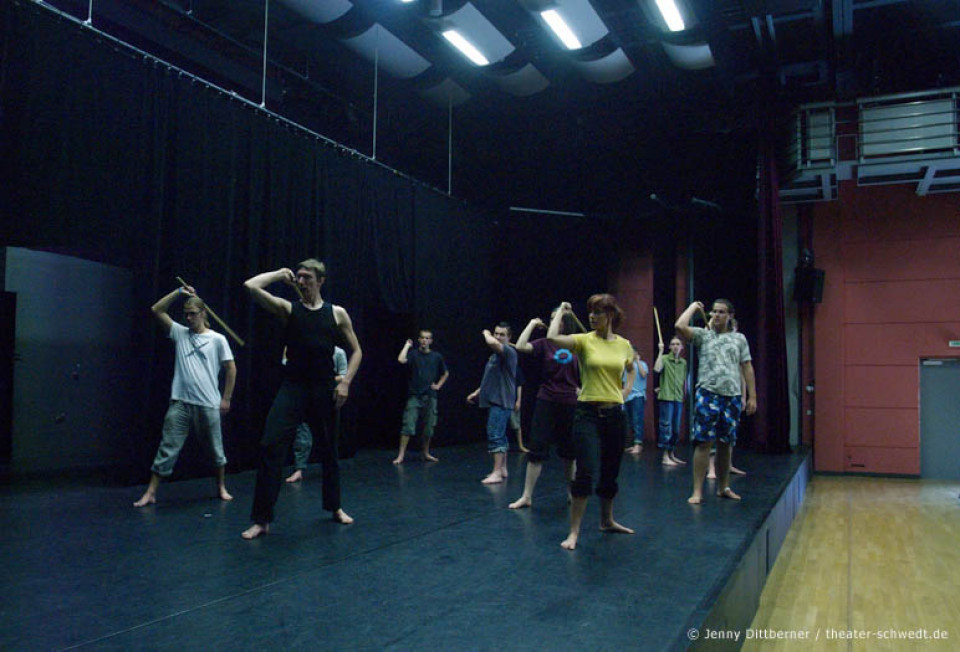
[744,476,960,651]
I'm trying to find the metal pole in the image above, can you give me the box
[260,0,270,108]
[86,0,93,24]
[447,94,453,195]
[373,25,379,160]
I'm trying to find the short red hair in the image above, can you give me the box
[587,293,624,329]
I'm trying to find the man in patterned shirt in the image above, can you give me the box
[675,299,756,504]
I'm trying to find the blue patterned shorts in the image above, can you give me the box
[691,388,742,445]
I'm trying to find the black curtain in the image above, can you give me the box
[754,107,791,453]
[0,1,497,476]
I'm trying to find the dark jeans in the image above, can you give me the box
[251,380,340,523]
[570,404,626,500]
[658,399,683,451]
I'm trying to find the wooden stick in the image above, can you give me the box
[176,277,245,347]
[653,307,663,345]
[697,304,710,325]
[291,282,305,302]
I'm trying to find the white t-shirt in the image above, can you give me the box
[169,322,234,408]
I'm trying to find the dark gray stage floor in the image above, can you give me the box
[0,444,807,651]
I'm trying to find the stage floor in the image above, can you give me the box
[0,444,807,650]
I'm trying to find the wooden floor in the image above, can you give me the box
[744,476,960,651]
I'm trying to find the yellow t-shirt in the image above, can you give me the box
[571,332,634,404]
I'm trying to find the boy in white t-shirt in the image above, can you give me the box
[134,285,236,507]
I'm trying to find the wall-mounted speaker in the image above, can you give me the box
[794,267,825,304]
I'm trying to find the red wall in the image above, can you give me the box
[612,250,657,443]
[812,182,960,474]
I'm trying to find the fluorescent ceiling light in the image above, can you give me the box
[655,0,685,32]
[442,29,490,66]
[541,9,582,50]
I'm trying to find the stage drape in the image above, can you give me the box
[0,2,496,474]
[754,110,791,453]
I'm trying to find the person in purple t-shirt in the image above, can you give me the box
[508,309,581,509]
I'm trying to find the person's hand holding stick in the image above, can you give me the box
[176,276,245,347]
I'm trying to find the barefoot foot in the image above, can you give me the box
[688,495,704,504]
[508,496,532,509]
[670,454,687,465]
[561,534,578,550]
[333,509,354,524]
[133,493,156,508]
[241,523,269,539]
[662,456,678,467]
[718,487,741,501]
[219,488,234,501]
[285,470,303,483]
[731,465,746,476]
[423,453,439,462]
[392,455,404,465]
[481,473,504,485]
[600,520,635,535]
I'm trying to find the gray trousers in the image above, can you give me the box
[151,400,226,477]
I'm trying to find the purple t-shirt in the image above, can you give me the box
[530,338,580,405]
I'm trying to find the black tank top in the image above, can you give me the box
[284,302,338,386]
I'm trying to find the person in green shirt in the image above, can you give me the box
[654,336,687,466]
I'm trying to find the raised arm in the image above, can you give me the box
[653,341,666,372]
[151,286,193,333]
[243,268,295,321]
[674,301,704,341]
[220,360,237,414]
[515,318,545,354]
[398,339,414,364]
[333,306,363,408]
[483,329,504,354]
[547,302,577,349]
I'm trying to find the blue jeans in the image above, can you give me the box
[570,404,626,500]
[658,400,683,451]
[623,397,645,446]
[486,406,512,453]
[291,422,313,470]
[151,400,226,477]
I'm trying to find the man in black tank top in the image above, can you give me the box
[241,259,363,540]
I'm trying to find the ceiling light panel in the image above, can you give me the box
[539,0,609,50]
[653,0,686,32]
[441,3,516,65]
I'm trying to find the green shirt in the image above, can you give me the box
[658,355,687,402]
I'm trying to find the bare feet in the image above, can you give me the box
[508,496,532,509]
[219,487,234,501]
[731,465,746,476]
[625,445,641,455]
[132,493,156,508]
[241,523,269,539]
[670,453,687,465]
[707,469,716,479]
[501,466,508,478]
[718,487,741,501]
[481,473,504,484]
[423,453,439,462]
[600,520,634,535]
[561,533,578,550]
[333,509,354,524]
[286,469,304,483]
[687,495,704,504]
[392,455,404,465]
[662,455,678,466]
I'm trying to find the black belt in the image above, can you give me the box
[578,403,622,416]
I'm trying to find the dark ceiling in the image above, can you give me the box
[41,0,960,214]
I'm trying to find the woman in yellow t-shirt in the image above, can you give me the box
[548,294,636,550]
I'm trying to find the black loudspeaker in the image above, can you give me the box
[794,267,825,303]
